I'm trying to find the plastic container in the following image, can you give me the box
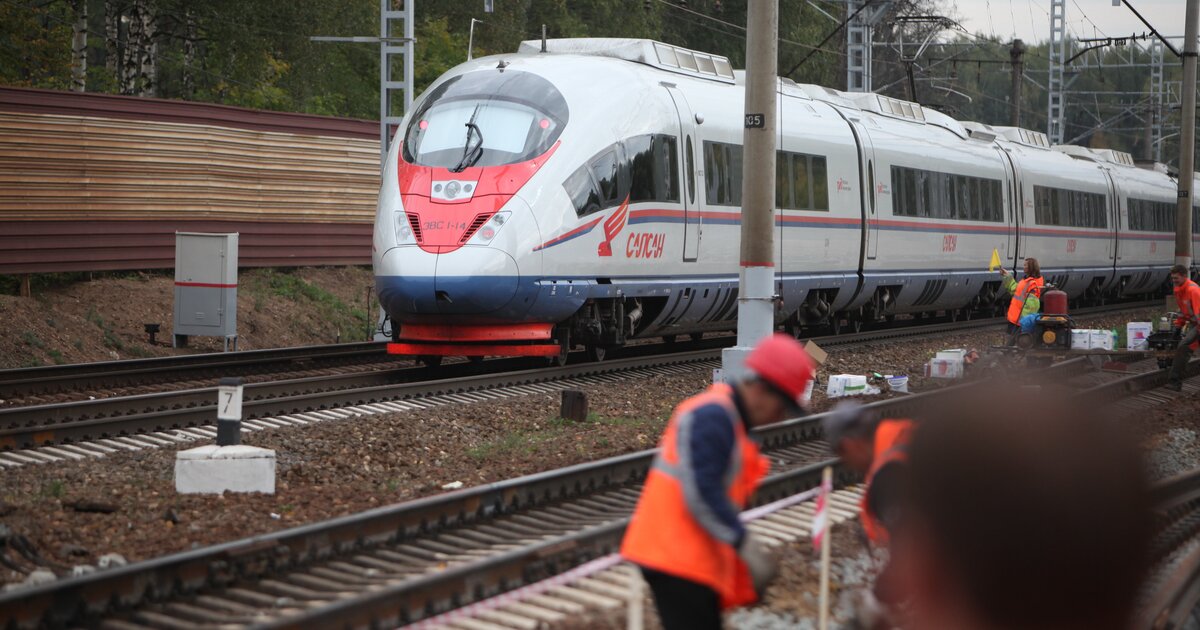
[887,375,909,392]
[927,358,963,379]
[1127,322,1152,351]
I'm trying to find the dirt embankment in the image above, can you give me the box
[0,267,377,369]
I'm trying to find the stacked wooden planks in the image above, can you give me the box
[0,87,382,273]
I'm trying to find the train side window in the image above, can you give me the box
[704,141,725,205]
[626,135,655,204]
[811,156,828,210]
[590,147,621,209]
[659,135,680,202]
[685,136,695,204]
[564,166,602,218]
[627,134,681,204]
[792,156,811,210]
[703,141,743,207]
[867,161,876,214]
[775,153,791,209]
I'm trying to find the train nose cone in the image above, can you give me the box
[433,247,520,314]
[375,246,523,318]
[377,247,438,316]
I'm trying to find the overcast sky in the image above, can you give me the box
[953,0,1181,44]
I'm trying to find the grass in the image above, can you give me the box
[466,413,666,461]
[41,480,65,499]
[244,269,369,340]
[86,305,129,352]
[48,349,66,365]
[20,331,44,349]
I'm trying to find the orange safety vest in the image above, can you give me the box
[860,419,915,546]
[1006,276,1045,325]
[621,383,770,609]
[1174,279,1200,350]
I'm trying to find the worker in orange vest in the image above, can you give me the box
[1167,264,1200,391]
[823,402,915,626]
[621,334,816,630]
[999,257,1044,345]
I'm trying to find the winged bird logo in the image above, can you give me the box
[597,196,630,257]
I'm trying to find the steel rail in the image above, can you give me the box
[0,355,1106,629]
[0,342,387,398]
[1140,468,1200,629]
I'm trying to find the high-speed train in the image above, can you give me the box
[373,38,1197,363]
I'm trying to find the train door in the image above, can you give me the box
[998,147,1021,267]
[1103,168,1119,263]
[848,120,879,259]
[663,83,700,262]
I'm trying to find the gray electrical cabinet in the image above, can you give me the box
[173,232,238,350]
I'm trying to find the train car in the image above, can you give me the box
[373,38,1181,362]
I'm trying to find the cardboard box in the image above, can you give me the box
[1071,329,1092,350]
[1127,322,1152,351]
[803,340,828,366]
[1090,329,1115,351]
[936,348,967,361]
[927,357,963,379]
[827,374,868,397]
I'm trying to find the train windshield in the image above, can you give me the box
[403,70,568,171]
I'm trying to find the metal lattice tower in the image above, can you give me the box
[846,0,891,92]
[1047,0,1066,144]
[380,0,414,164]
[1151,39,1165,161]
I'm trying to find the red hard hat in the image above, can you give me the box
[743,333,816,410]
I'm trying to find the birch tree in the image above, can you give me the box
[69,0,86,92]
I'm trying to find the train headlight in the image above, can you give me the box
[468,211,510,245]
[395,212,417,245]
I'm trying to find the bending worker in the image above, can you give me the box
[621,333,816,630]
[999,257,1043,344]
[1167,264,1200,391]
[823,403,915,624]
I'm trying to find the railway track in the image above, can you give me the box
[0,342,388,404]
[1140,468,1200,629]
[3,353,1187,629]
[0,300,1157,409]
[0,300,1157,458]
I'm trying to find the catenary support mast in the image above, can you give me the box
[722,0,779,378]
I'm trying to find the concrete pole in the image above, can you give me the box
[1177,0,1199,270]
[1010,39,1025,128]
[722,0,779,380]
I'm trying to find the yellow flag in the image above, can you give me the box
[988,248,1002,272]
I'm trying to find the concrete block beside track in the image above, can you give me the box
[175,444,276,494]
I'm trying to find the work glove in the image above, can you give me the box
[737,532,779,596]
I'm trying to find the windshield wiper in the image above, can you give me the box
[450,106,484,173]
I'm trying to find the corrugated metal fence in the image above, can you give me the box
[0,87,382,274]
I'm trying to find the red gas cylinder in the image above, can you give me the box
[1042,288,1068,316]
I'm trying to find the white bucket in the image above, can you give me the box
[887,375,909,392]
